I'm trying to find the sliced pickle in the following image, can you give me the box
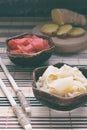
[68,27,85,37]
[41,23,59,36]
[56,24,72,37]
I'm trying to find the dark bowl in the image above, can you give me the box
[32,63,87,111]
[6,33,55,67]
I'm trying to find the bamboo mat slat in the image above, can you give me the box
[0,17,87,130]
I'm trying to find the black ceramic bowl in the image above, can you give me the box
[32,63,87,111]
[6,33,55,67]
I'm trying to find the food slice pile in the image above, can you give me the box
[36,64,87,97]
[40,9,86,38]
[41,23,85,38]
[8,35,50,55]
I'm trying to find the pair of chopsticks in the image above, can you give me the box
[0,57,32,130]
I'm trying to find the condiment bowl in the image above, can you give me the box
[32,63,87,111]
[6,33,55,67]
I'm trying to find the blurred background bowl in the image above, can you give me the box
[32,63,87,111]
[6,33,55,67]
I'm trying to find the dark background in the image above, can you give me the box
[0,0,87,17]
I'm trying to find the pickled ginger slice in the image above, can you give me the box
[47,76,74,96]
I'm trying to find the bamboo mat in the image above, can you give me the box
[0,17,87,130]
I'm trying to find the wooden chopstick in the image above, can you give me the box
[0,78,32,130]
[0,57,31,113]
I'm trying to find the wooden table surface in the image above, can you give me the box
[0,17,87,130]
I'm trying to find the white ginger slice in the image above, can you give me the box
[42,65,59,80]
[48,76,74,96]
